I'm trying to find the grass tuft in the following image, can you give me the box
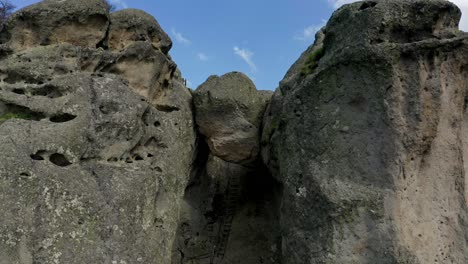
[300,46,325,76]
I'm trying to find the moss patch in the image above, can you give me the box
[0,113,34,122]
[300,46,325,76]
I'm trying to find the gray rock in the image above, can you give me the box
[109,9,172,54]
[0,0,110,51]
[0,2,196,263]
[262,0,468,263]
[194,72,272,164]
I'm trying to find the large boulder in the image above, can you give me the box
[194,72,272,164]
[0,1,196,263]
[109,9,172,54]
[0,0,110,51]
[262,0,468,263]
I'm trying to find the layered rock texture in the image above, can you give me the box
[0,0,467,263]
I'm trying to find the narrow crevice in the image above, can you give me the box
[96,16,111,50]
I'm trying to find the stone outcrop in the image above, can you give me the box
[109,9,172,53]
[262,0,468,263]
[193,72,272,164]
[1,0,468,263]
[0,0,110,52]
[0,0,195,263]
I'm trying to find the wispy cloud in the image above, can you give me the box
[197,52,209,61]
[295,20,326,41]
[108,0,128,9]
[171,28,191,45]
[233,46,257,72]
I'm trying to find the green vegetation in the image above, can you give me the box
[300,46,325,76]
[0,113,34,122]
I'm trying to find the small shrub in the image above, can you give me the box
[300,46,325,76]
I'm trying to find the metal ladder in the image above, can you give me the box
[210,173,241,263]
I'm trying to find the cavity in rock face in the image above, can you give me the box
[262,0,468,263]
[0,0,195,263]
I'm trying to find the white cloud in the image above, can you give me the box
[295,20,326,41]
[108,0,128,9]
[233,46,257,72]
[171,28,191,45]
[197,53,209,61]
[327,0,468,31]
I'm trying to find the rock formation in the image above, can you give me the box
[262,0,468,263]
[0,0,467,263]
[0,0,195,263]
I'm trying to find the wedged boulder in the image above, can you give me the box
[262,0,468,263]
[194,72,272,164]
[0,1,196,263]
[0,0,110,51]
[109,9,172,54]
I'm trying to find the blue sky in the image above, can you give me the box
[11,0,468,90]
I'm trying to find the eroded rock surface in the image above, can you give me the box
[194,72,272,164]
[0,0,110,52]
[262,0,468,263]
[0,0,195,263]
[1,0,468,263]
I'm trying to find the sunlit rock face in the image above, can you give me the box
[262,0,468,263]
[0,0,195,263]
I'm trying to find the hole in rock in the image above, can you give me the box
[50,113,76,123]
[30,151,46,161]
[31,85,63,98]
[49,153,72,167]
[12,89,25,95]
[154,121,161,127]
[0,104,45,122]
[155,104,180,113]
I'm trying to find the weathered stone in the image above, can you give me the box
[0,0,110,51]
[109,9,172,54]
[0,1,196,263]
[194,72,272,164]
[262,0,468,263]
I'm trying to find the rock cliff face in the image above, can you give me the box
[0,0,467,263]
[0,0,195,263]
[262,0,468,263]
